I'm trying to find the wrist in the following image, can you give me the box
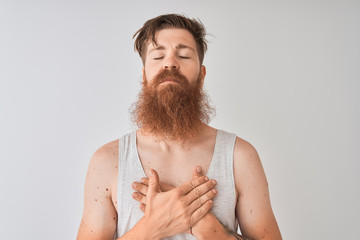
[192,213,229,240]
[134,216,162,240]
[196,227,229,240]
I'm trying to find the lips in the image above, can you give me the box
[161,77,179,84]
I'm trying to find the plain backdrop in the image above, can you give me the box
[1,0,359,239]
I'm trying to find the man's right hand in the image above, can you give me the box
[139,168,217,239]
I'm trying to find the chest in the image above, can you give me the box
[137,144,215,187]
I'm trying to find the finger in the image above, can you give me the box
[178,176,209,195]
[139,203,146,213]
[132,191,147,204]
[140,178,175,192]
[189,199,213,226]
[185,178,217,204]
[160,182,175,192]
[188,188,217,213]
[147,169,161,198]
[132,182,149,196]
[192,166,203,179]
[140,177,149,186]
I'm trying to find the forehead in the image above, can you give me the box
[146,28,197,53]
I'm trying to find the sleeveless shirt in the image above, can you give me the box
[115,129,238,239]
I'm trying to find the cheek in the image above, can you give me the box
[144,61,161,79]
[186,66,201,82]
[144,67,155,83]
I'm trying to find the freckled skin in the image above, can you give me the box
[78,133,282,240]
[77,28,282,240]
[77,139,119,240]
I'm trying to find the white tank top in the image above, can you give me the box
[115,129,238,239]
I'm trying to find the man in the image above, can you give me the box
[77,14,282,240]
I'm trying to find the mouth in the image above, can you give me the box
[160,77,179,84]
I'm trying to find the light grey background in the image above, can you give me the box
[1,0,359,239]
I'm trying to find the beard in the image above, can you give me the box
[130,68,215,142]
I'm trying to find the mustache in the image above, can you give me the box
[150,69,189,87]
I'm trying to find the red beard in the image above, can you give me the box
[131,68,214,142]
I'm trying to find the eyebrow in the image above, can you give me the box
[176,44,195,53]
[148,44,195,55]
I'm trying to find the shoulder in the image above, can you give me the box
[89,139,119,170]
[233,136,260,164]
[233,136,268,193]
[86,139,120,190]
[92,139,119,160]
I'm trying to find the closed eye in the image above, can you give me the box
[153,57,164,60]
[179,56,190,59]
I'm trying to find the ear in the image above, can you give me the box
[199,65,206,86]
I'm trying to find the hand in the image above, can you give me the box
[189,167,220,239]
[132,167,219,238]
[132,179,173,213]
[137,169,217,239]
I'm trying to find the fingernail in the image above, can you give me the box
[205,176,209,181]
[212,180,217,185]
[212,189,217,194]
[140,178,145,183]
[132,182,137,188]
[196,166,201,173]
[148,169,153,176]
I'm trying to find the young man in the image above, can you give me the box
[77,14,282,240]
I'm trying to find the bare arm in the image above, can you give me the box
[77,141,119,240]
[233,137,282,240]
[76,141,152,240]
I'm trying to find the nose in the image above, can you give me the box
[163,55,179,70]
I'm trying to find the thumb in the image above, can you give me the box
[148,169,161,198]
[192,166,203,179]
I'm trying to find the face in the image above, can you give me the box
[132,29,214,141]
[143,28,206,86]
